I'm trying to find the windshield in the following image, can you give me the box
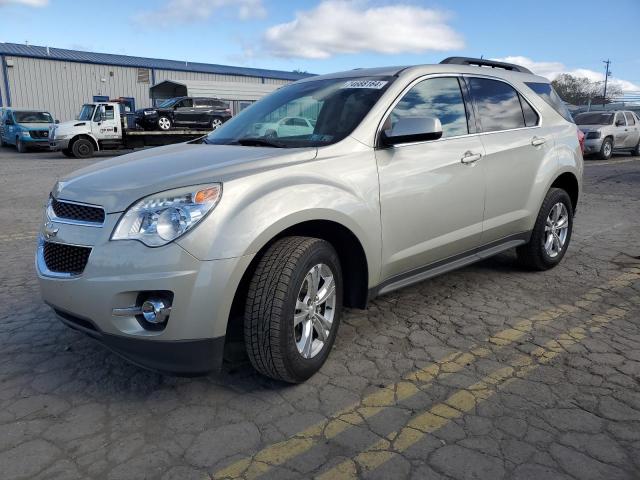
[78,104,96,121]
[575,112,614,125]
[204,77,394,148]
[158,98,179,108]
[13,111,53,123]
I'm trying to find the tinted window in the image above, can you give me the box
[468,78,525,132]
[519,94,539,127]
[389,77,469,138]
[175,99,193,108]
[624,112,635,126]
[574,112,614,125]
[525,82,574,123]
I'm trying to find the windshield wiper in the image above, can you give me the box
[233,137,284,148]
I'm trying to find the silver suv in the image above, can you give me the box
[37,57,583,383]
[575,110,640,159]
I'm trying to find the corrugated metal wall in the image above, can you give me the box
[3,57,293,121]
[0,57,7,107]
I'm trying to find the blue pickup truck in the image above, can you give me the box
[0,108,55,153]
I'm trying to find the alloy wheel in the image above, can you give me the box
[211,118,223,130]
[158,117,171,130]
[544,202,569,258]
[294,263,336,359]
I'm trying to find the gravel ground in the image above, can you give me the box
[0,147,639,480]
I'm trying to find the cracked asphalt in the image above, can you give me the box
[1,147,639,480]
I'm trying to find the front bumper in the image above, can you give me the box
[583,138,603,154]
[36,212,254,374]
[135,114,159,128]
[50,137,71,150]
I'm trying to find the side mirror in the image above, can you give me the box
[380,116,443,146]
[55,119,60,124]
[616,120,625,127]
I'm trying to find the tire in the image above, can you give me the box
[61,148,74,158]
[210,117,223,130]
[244,236,343,383]
[598,137,613,160]
[632,139,640,157]
[516,188,573,271]
[0,135,4,148]
[265,129,278,138]
[157,116,172,131]
[16,137,27,153]
[71,138,95,159]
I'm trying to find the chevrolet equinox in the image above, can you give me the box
[37,57,583,383]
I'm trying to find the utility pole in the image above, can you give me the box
[602,59,611,107]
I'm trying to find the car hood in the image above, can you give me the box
[54,142,318,212]
[54,120,90,135]
[17,123,51,130]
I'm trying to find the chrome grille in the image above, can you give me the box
[42,241,91,275]
[29,130,49,139]
[50,197,105,224]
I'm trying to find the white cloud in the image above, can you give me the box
[0,0,48,6]
[494,56,639,93]
[135,0,266,26]
[263,0,464,59]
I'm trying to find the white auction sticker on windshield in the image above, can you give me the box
[341,80,388,89]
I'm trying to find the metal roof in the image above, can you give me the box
[0,42,312,81]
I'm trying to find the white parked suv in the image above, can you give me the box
[37,57,583,382]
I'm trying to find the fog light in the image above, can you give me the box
[141,298,171,324]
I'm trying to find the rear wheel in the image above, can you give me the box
[16,137,27,153]
[598,137,613,160]
[517,188,573,271]
[71,138,95,159]
[632,139,640,157]
[157,116,172,131]
[244,237,342,383]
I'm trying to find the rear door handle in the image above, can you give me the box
[531,136,546,147]
[461,151,482,164]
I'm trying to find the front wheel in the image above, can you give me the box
[244,237,342,383]
[598,137,613,160]
[61,148,74,158]
[632,140,640,157]
[157,116,172,131]
[517,188,573,271]
[16,137,27,153]
[210,117,223,130]
[71,138,95,158]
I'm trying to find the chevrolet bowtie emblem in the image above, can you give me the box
[43,221,58,240]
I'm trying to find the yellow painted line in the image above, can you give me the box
[212,268,640,479]
[317,304,631,479]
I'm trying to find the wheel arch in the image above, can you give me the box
[224,219,370,351]
[550,171,579,212]
[69,134,99,151]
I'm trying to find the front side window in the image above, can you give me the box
[614,112,626,126]
[468,78,526,132]
[77,104,96,121]
[175,99,193,108]
[388,77,469,138]
[204,76,394,148]
[625,112,636,125]
[13,111,53,123]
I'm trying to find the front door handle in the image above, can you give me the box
[531,136,546,147]
[461,151,482,164]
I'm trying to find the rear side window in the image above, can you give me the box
[624,112,636,125]
[468,78,525,132]
[519,94,539,127]
[525,82,574,123]
[389,77,469,138]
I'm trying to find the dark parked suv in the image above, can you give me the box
[135,97,232,131]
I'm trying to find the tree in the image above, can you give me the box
[551,74,622,105]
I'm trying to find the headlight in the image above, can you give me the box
[143,110,156,116]
[111,184,222,247]
[21,131,31,137]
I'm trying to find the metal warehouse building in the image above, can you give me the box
[0,43,310,121]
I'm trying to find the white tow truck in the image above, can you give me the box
[50,101,210,158]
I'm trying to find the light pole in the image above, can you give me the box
[602,59,611,107]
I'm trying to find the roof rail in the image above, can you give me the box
[440,57,533,74]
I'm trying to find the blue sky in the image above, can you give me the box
[1,0,638,91]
